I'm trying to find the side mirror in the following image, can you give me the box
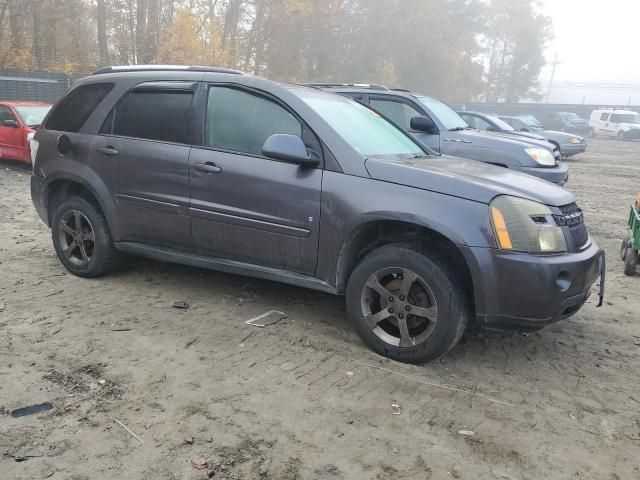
[410,116,437,133]
[486,126,496,132]
[57,134,73,156]
[262,134,318,167]
[2,119,18,128]
[520,127,530,132]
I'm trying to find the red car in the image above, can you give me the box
[0,101,51,164]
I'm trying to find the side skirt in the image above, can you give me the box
[115,241,339,295]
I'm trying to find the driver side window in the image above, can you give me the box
[0,105,16,124]
[369,98,423,131]
[206,86,302,156]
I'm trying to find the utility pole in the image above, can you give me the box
[546,53,560,103]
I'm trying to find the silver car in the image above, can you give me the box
[458,111,587,159]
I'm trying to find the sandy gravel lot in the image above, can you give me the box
[1,139,639,480]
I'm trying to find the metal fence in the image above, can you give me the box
[450,102,640,120]
[0,70,72,103]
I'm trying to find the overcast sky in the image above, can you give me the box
[539,0,640,104]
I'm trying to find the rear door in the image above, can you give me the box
[97,82,194,249]
[368,95,441,151]
[188,84,323,275]
[0,105,24,160]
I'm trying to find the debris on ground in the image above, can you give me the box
[10,402,53,418]
[245,310,288,328]
[184,436,195,445]
[2,448,44,461]
[391,404,402,415]
[0,300,5,312]
[173,301,190,310]
[185,337,200,349]
[191,459,209,470]
[458,430,475,436]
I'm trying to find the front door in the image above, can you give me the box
[368,96,441,151]
[188,85,322,275]
[96,82,195,249]
[0,105,23,160]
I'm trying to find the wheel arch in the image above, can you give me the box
[45,173,121,240]
[334,218,475,309]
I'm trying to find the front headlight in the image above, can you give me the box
[525,147,556,166]
[568,137,582,144]
[490,196,567,253]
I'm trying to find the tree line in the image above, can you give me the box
[0,0,552,102]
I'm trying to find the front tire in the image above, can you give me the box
[621,238,630,261]
[51,197,120,278]
[346,244,469,364]
[589,128,596,138]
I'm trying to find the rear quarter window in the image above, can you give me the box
[45,83,114,132]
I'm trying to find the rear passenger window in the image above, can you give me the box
[600,113,609,121]
[205,86,301,156]
[45,83,114,132]
[106,90,193,144]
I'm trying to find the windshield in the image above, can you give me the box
[14,105,51,126]
[517,115,544,129]
[417,97,468,130]
[611,113,640,124]
[485,114,515,131]
[296,89,424,157]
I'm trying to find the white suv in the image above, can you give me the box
[589,109,640,140]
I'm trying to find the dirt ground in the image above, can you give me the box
[1,139,640,480]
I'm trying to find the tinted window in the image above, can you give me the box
[610,113,640,124]
[0,105,16,123]
[468,116,492,131]
[460,114,475,128]
[600,113,609,121]
[370,98,423,131]
[46,83,113,132]
[109,91,193,144]
[205,87,301,155]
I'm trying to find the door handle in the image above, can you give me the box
[195,162,222,174]
[97,146,119,156]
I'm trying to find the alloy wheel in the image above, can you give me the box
[58,210,96,268]
[360,267,438,348]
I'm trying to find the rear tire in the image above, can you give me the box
[624,248,638,276]
[51,197,120,278]
[346,244,469,364]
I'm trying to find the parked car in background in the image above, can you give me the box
[589,109,640,140]
[31,66,604,363]
[473,112,588,159]
[544,112,589,135]
[311,84,568,185]
[0,101,51,164]
[517,114,545,131]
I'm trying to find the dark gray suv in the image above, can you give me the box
[312,84,569,185]
[31,66,604,364]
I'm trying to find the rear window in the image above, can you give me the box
[105,90,194,144]
[45,83,114,132]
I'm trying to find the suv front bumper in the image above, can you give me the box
[520,163,569,186]
[561,143,587,158]
[463,240,604,333]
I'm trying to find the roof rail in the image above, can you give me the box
[303,83,389,91]
[391,88,411,93]
[92,65,245,75]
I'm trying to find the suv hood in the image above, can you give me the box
[479,130,553,149]
[365,155,574,206]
